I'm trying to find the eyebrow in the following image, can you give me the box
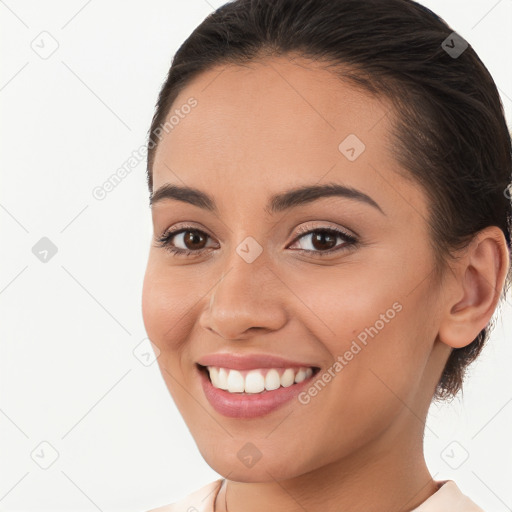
[149,182,385,215]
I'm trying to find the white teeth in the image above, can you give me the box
[280,368,295,387]
[217,368,229,390]
[226,369,245,393]
[245,370,265,393]
[206,366,315,393]
[265,369,281,391]
[294,368,307,383]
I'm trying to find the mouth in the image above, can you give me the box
[196,363,321,394]
[196,363,322,418]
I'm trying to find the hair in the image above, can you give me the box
[146,0,512,401]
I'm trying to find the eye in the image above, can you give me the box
[288,226,358,257]
[154,224,358,258]
[154,225,217,257]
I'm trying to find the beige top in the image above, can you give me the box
[146,478,485,512]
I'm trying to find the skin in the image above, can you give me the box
[141,55,509,512]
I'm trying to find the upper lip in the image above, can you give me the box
[196,352,319,371]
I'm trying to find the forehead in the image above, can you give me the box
[151,55,416,215]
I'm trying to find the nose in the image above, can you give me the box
[199,256,288,340]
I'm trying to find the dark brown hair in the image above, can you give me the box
[146,0,512,401]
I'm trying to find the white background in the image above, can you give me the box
[1,1,511,511]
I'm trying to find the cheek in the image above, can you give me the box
[142,260,188,356]
[327,312,429,454]
[285,263,431,412]
[280,261,402,348]
[141,262,204,408]
[141,260,201,348]
[141,265,169,347]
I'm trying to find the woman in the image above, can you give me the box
[141,0,511,510]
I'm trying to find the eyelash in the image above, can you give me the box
[155,223,358,259]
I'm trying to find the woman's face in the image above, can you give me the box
[142,55,451,481]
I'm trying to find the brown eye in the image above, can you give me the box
[155,226,216,257]
[289,227,358,257]
[308,231,337,251]
[181,230,208,250]
[156,225,358,259]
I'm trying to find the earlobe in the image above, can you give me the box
[438,227,510,349]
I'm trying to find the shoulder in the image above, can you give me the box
[144,479,224,512]
[412,480,485,512]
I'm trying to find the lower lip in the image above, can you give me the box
[198,366,318,418]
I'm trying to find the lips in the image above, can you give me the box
[196,352,320,371]
[195,352,321,418]
[197,365,320,418]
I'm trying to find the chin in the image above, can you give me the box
[195,436,318,483]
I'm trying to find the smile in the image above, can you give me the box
[205,366,315,393]
[196,363,321,418]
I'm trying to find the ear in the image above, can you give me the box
[438,226,510,349]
